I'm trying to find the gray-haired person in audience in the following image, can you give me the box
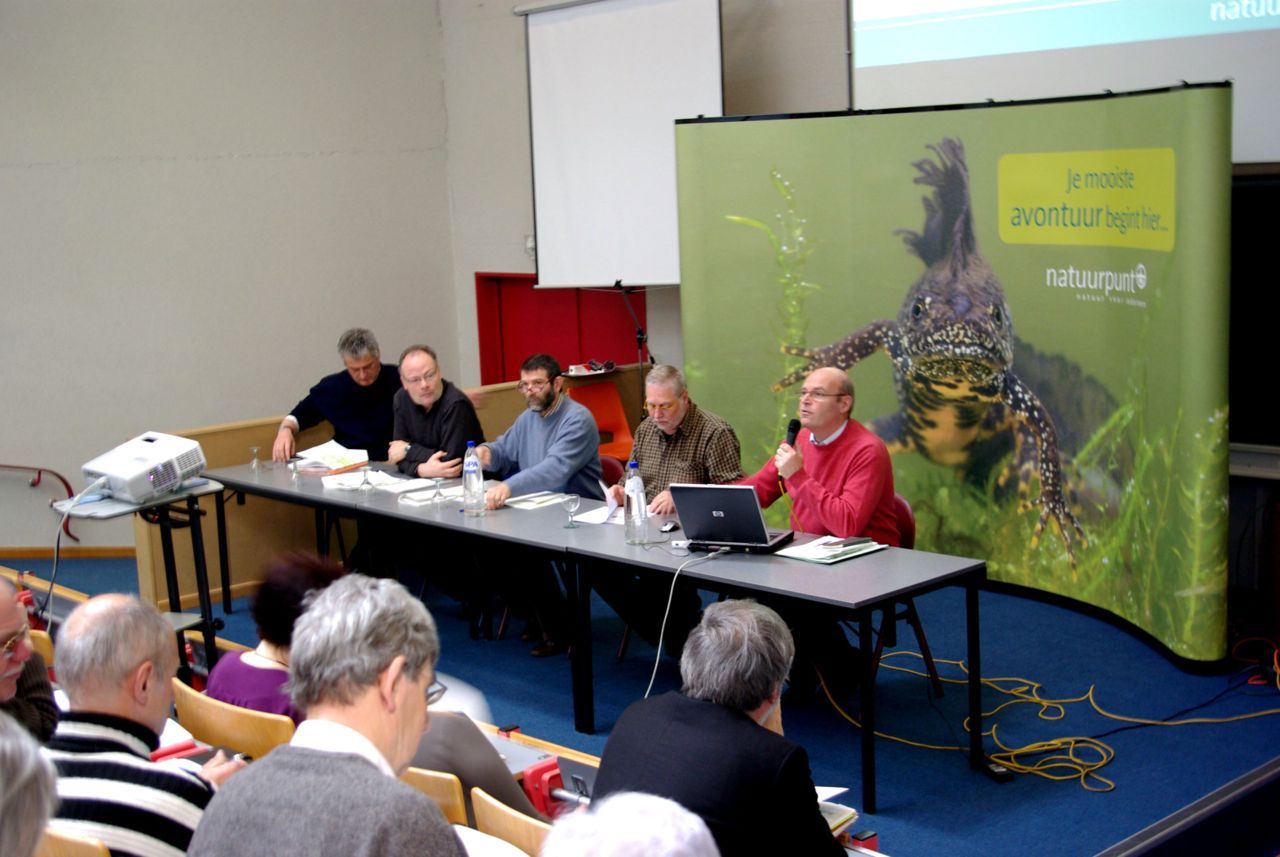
[0,711,57,857]
[0,577,57,742]
[541,792,721,857]
[44,594,244,855]
[590,599,846,857]
[188,574,468,857]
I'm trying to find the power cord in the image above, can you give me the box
[40,476,109,624]
[643,548,729,699]
[814,647,1280,793]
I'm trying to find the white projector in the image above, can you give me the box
[82,432,207,504]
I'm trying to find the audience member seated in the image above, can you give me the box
[188,574,467,857]
[205,553,544,824]
[542,792,721,857]
[205,553,345,724]
[0,711,58,857]
[591,600,845,857]
[0,578,57,742]
[44,595,244,855]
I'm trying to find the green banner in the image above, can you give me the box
[677,87,1231,660]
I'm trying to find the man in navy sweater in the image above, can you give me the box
[271,328,400,462]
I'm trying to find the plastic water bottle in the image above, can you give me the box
[624,461,647,545]
[463,441,485,517]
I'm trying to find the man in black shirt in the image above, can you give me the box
[387,345,484,478]
[271,328,400,462]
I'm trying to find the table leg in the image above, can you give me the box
[569,558,595,734]
[214,491,232,613]
[967,571,984,770]
[155,507,191,684]
[186,497,220,669]
[314,508,328,556]
[859,607,877,814]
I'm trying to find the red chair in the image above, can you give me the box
[567,382,634,461]
[870,494,944,696]
[599,454,625,487]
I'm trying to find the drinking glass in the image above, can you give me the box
[248,447,260,470]
[562,493,581,528]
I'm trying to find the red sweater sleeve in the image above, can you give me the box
[740,455,785,510]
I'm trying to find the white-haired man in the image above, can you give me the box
[44,595,243,855]
[188,575,466,857]
[592,600,844,857]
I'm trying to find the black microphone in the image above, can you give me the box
[785,419,801,447]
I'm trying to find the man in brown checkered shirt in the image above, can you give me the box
[601,365,744,655]
[605,365,744,513]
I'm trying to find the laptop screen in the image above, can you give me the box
[669,484,778,546]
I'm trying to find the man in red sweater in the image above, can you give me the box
[743,366,899,546]
[741,366,900,704]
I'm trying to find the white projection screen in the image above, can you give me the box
[522,0,723,288]
[852,0,1280,163]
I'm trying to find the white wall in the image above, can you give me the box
[0,0,851,549]
[0,1,455,546]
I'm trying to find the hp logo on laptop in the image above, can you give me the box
[712,510,725,518]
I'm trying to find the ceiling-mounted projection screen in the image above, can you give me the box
[852,0,1280,163]
[522,0,723,288]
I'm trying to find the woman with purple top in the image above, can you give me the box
[205,554,343,724]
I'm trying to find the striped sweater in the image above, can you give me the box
[43,712,215,857]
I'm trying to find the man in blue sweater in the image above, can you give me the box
[476,353,603,508]
[476,353,604,656]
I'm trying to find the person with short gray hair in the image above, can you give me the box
[44,594,244,856]
[541,792,720,857]
[188,575,466,857]
[592,600,845,857]
[0,711,57,857]
[272,327,401,462]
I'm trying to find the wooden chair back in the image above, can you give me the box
[35,828,111,857]
[170,677,295,759]
[471,787,552,856]
[401,767,467,826]
[30,628,55,666]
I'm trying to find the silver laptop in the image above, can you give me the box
[669,484,794,553]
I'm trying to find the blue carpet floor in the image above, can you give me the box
[10,555,1280,857]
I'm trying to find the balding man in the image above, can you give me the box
[44,595,243,855]
[741,366,899,700]
[188,575,466,857]
[742,366,898,544]
[0,578,56,742]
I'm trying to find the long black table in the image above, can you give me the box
[206,462,987,813]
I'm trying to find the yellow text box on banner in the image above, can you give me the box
[998,148,1176,251]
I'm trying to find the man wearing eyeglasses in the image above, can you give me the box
[606,364,743,515]
[0,578,57,742]
[474,353,603,510]
[599,365,743,655]
[386,344,484,479]
[188,575,467,857]
[743,366,899,545]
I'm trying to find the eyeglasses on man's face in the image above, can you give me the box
[644,400,678,412]
[1,624,29,660]
[797,388,847,401]
[401,368,439,386]
[517,378,552,393]
[425,678,448,706]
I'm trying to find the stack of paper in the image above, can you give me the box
[294,440,369,474]
[776,536,887,564]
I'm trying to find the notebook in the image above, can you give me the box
[669,484,794,553]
